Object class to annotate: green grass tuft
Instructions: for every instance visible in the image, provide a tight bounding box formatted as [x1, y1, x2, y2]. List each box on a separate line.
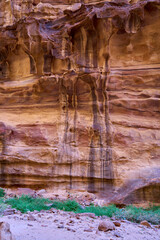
[0, 188, 5, 198]
[81, 204, 118, 217]
[5, 195, 52, 213]
[51, 200, 82, 212]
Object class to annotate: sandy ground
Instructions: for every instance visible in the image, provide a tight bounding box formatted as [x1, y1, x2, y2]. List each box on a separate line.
[1, 209, 160, 240]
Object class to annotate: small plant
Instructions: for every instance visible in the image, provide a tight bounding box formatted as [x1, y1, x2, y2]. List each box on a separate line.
[5, 195, 52, 213]
[0, 197, 8, 215]
[82, 204, 118, 217]
[51, 200, 82, 212]
[114, 205, 160, 225]
[0, 188, 5, 197]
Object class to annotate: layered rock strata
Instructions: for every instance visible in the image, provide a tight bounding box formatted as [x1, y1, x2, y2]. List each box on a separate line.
[0, 0, 160, 204]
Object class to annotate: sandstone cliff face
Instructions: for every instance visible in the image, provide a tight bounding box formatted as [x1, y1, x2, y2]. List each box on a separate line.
[0, 0, 160, 204]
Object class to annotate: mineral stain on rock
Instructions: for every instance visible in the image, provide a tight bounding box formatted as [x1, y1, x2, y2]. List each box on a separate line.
[0, 0, 160, 204]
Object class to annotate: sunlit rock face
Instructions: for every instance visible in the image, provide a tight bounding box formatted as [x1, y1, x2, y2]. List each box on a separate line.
[0, 0, 160, 204]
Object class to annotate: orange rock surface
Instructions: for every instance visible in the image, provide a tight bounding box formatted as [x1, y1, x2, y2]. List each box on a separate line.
[0, 0, 160, 204]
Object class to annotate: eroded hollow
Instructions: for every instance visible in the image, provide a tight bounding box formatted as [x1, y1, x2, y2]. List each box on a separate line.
[123, 184, 160, 204]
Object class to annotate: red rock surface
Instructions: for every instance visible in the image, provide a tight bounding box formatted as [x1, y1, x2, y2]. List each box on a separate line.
[0, 0, 160, 204]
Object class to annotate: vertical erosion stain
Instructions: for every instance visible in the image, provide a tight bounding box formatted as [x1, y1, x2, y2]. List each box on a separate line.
[0, 123, 6, 186]
[70, 79, 78, 189]
[59, 78, 76, 189]
[104, 74, 114, 188]
[87, 73, 114, 194]
[88, 83, 99, 193]
[58, 78, 70, 187]
[88, 137, 96, 192]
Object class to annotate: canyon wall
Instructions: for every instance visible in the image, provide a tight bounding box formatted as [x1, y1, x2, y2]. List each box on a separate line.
[0, 0, 160, 204]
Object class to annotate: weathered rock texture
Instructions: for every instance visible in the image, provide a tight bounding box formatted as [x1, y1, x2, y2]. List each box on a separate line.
[0, 0, 160, 204]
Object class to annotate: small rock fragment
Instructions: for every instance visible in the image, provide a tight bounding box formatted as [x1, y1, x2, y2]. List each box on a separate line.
[121, 220, 127, 223]
[66, 227, 76, 232]
[27, 224, 33, 227]
[58, 225, 64, 229]
[49, 208, 56, 213]
[113, 221, 121, 227]
[140, 221, 152, 228]
[33, 210, 38, 214]
[75, 214, 80, 219]
[3, 209, 16, 216]
[37, 189, 46, 196]
[84, 228, 93, 232]
[80, 212, 96, 219]
[155, 225, 160, 229]
[98, 220, 115, 232]
[69, 219, 74, 223]
[114, 230, 121, 238]
[28, 214, 36, 221]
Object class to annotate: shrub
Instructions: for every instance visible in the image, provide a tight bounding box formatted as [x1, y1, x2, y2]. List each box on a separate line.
[0, 188, 5, 197]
